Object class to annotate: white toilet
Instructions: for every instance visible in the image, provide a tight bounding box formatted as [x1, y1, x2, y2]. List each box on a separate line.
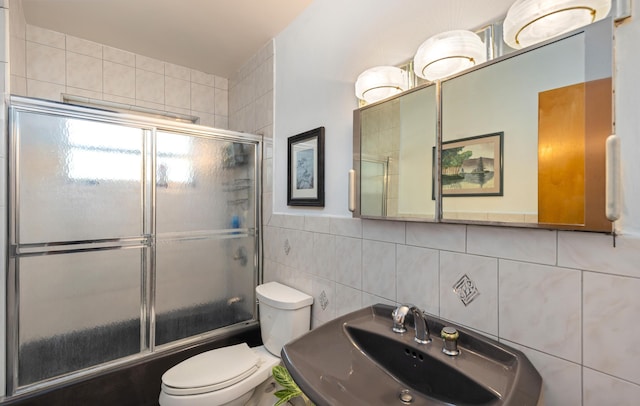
[159, 282, 313, 406]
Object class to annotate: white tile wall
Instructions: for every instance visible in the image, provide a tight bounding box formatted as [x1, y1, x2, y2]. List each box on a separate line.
[583, 272, 640, 384]
[505, 340, 582, 405]
[499, 260, 581, 362]
[362, 239, 396, 300]
[263, 216, 640, 404]
[583, 368, 640, 406]
[12, 23, 229, 128]
[396, 245, 439, 315]
[440, 251, 498, 335]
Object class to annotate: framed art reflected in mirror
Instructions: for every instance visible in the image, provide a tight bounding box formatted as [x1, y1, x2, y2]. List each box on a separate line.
[441, 132, 503, 197]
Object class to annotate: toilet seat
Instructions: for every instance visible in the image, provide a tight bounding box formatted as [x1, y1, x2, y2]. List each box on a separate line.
[162, 343, 260, 396]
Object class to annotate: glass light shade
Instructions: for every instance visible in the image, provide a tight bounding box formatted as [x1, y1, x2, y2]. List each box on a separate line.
[503, 0, 611, 49]
[413, 30, 487, 81]
[355, 66, 408, 104]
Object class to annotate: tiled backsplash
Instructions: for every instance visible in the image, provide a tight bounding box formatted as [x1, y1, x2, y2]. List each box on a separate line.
[264, 215, 640, 405]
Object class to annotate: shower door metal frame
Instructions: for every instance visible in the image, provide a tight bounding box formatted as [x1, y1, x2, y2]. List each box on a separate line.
[6, 96, 262, 397]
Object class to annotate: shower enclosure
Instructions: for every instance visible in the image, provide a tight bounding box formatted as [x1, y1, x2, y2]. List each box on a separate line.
[6, 96, 262, 395]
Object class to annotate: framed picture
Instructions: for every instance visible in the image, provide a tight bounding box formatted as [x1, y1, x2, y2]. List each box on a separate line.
[287, 127, 325, 206]
[441, 132, 503, 197]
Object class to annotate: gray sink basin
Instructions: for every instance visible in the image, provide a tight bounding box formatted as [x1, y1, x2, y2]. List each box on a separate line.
[281, 304, 542, 406]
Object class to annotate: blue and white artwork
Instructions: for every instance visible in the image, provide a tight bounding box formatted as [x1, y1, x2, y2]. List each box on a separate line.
[296, 148, 314, 190]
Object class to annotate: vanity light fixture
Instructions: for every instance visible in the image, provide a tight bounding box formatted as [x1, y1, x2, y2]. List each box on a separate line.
[354, 66, 408, 104]
[413, 30, 487, 81]
[503, 0, 612, 49]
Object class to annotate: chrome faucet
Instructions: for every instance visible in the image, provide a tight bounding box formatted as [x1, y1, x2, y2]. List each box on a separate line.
[392, 304, 431, 344]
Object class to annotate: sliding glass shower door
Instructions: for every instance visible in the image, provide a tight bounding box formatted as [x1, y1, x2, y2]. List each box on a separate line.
[154, 131, 257, 345]
[7, 97, 261, 394]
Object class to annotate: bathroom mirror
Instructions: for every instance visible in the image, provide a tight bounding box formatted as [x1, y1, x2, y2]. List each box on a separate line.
[440, 18, 612, 231]
[353, 84, 437, 221]
[353, 18, 613, 232]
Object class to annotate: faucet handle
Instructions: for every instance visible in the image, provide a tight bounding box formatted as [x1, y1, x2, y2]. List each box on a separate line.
[392, 305, 410, 333]
[441, 326, 460, 356]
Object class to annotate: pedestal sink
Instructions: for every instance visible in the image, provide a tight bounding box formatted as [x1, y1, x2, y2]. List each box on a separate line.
[281, 304, 542, 405]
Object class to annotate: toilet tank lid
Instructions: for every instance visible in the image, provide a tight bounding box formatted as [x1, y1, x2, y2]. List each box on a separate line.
[256, 282, 313, 310]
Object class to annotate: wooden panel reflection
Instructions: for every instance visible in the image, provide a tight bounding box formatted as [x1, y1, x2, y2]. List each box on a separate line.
[538, 78, 611, 231]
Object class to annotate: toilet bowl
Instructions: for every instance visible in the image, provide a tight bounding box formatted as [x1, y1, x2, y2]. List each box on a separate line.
[159, 282, 313, 406]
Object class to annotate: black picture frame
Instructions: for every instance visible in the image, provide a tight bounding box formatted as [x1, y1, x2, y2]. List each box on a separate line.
[440, 132, 504, 197]
[287, 127, 325, 206]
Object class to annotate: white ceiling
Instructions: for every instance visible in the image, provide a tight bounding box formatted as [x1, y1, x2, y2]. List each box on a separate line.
[21, 0, 314, 78]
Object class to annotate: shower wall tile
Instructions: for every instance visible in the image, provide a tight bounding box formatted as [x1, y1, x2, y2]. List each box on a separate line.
[165, 76, 190, 109]
[467, 226, 556, 265]
[396, 245, 439, 315]
[504, 340, 582, 406]
[190, 82, 214, 113]
[10, 32, 25, 77]
[215, 88, 229, 116]
[254, 91, 271, 130]
[26, 79, 64, 100]
[103, 46, 135, 66]
[103, 93, 135, 106]
[583, 368, 640, 406]
[499, 260, 581, 362]
[66, 86, 101, 100]
[136, 99, 164, 112]
[334, 236, 362, 290]
[214, 115, 228, 130]
[26, 24, 64, 48]
[406, 222, 466, 252]
[583, 272, 640, 384]
[440, 251, 498, 335]
[26, 42, 65, 84]
[136, 69, 164, 104]
[19, 25, 228, 126]
[10, 0, 26, 40]
[191, 69, 215, 87]
[165, 62, 190, 80]
[66, 52, 102, 92]
[197, 112, 215, 127]
[66, 36, 102, 58]
[215, 76, 228, 91]
[362, 240, 396, 300]
[362, 219, 405, 243]
[559, 232, 640, 278]
[255, 59, 272, 97]
[103, 61, 135, 98]
[136, 55, 164, 74]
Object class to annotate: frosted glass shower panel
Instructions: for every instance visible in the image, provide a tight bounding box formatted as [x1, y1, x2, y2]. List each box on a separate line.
[17, 249, 144, 386]
[156, 131, 256, 233]
[154, 236, 256, 345]
[16, 111, 145, 243]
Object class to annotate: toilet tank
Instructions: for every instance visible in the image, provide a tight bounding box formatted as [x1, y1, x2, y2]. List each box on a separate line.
[256, 282, 313, 356]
